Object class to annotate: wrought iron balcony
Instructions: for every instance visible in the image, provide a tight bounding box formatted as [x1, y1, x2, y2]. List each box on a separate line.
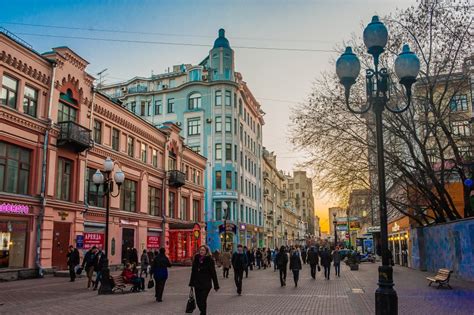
[57, 121, 92, 152]
[168, 170, 186, 187]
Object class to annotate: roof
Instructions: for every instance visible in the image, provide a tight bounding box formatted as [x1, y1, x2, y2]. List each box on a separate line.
[213, 28, 231, 49]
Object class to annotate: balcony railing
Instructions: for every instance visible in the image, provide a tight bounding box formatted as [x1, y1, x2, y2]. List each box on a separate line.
[169, 170, 186, 188]
[57, 121, 92, 152]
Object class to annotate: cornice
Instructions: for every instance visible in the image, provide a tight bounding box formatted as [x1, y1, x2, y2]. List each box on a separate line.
[0, 50, 51, 86]
[0, 107, 49, 133]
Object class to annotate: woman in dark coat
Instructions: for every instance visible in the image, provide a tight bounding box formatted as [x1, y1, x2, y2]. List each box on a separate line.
[189, 245, 220, 315]
[289, 248, 303, 287]
[151, 247, 171, 302]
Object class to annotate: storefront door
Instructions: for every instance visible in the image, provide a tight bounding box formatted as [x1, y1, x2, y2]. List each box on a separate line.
[52, 222, 71, 270]
[121, 228, 135, 264]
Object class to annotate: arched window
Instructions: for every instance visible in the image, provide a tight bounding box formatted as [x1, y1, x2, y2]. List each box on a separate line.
[188, 93, 202, 110]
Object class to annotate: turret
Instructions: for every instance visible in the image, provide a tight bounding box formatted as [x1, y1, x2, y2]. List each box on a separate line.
[209, 28, 234, 81]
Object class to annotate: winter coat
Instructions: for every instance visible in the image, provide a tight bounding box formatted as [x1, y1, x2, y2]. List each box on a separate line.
[189, 255, 219, 290]
[307, 248, 319, 265]
[320, 250, 333, 267]
[221, 251, 232, 269]
[333, 250, 341, 264]
[93, 251, 106, 272]
[141, 253, 149, 269]
[152, 253, 171, 280]
[276, 251, 288, 269]
[289, 251, 302, 270]
[256, 250, 263, 260]
[81, 250, 96, 269]
[130, 249, 139, 265]
[67, 249, 80, 267]
[231, 252, 248, 270]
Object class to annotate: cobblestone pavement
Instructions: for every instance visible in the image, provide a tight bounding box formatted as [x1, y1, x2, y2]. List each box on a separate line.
[0, 263, 473, 315]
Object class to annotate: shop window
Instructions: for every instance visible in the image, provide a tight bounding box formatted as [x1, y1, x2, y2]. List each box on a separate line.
[86, 167, 104, 207]
[56, 157, 72, 201]
[0, 220, 27, 268]
[120, 179, 137, 212]
[23, 85, 38, 117]
[0, 74, 18, 109]
[93, 119, 102, 144]
[148, 186, 162, 216]
[0, 142, 30, 195]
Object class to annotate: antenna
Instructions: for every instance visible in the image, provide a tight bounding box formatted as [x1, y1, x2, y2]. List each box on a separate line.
[96, 68, 108, 88]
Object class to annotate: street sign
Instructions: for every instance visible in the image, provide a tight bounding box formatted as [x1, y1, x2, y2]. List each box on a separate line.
[83, 232, 104, 250]
[76, 235, 84, 249]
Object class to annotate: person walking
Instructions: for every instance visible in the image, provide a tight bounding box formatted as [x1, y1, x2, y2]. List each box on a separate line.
[272, 248, 278, 272]
[81, 246, 97, 288]
[307, 246, 319, 279]
[320, 247, 333, 280]
[249, 248, 255, 271]
[231, 244, 248, 295]
[92, 248, 106, 290]
[275, 246, 288, 287]
[256, 248, 262, 269]
[333, 247, 341, 277]
[189, 245, 219, 315]
[151, 247, 171, 302]
[130, 248, 139, 266]
[289, 248, 303, 287]
[221, 250, 231, 278]
[140, 249, 150, 278]
[266, 248, 272, 268]
[66, 245, 80, 282]
[244, 246, 250, 277]
[301, 247, 307, 265]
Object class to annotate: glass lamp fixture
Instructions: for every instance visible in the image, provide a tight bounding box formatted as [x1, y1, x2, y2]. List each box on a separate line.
[363, 15, 388, 59]
[103, 157, 114, 172]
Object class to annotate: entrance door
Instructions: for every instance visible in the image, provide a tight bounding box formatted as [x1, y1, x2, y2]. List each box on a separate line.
[52, 222, 71, 270]
[121, 228, 135, 264]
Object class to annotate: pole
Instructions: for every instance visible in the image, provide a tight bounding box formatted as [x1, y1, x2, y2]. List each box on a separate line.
[373, 98, 397, 314]
[99, 172, 113, 295]
[333, 219, 338, 246]
[347, 209, 351, 249]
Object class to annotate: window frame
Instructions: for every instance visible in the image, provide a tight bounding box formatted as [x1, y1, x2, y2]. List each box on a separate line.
[23, 85, 38, 117]
[215, 143, 222, 160]
[112, 128, 120, 151]
[215, 90, 222, 106]
[1, 74, 18, 109]
[93, 119, 102, 144]
[56, 157, 73, 201]
[148, 186, 162, 216]
[0, 142, 31, 195]
[167, 98, 175, 113]
[121, 179, 137, 212]
[187, 118, 201, 136]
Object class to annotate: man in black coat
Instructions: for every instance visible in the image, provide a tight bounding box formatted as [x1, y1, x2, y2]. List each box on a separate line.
[307, 246, 319, 279]
[320, 247, 333, 280]
[66, 245, 80, 282]
[231, 244, 248, 295]
[92, 249, 106, 290]
[275, 246, 288, 286]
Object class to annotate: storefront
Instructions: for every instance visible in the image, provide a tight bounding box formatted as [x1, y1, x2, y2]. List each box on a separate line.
[168, 223, 201, 264]
[388, 217, 411, 267]
[219, 222, 236, 252]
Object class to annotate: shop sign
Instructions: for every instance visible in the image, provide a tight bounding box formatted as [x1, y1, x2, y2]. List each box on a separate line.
[219, 223, 237, 234]
[147, 236, 160, 249]
[336, 225, 348, 231]
[76, 235, 84, 249]
[83, 232, 104, 250]
[368, 226, 381, 233]
[120, 219, 138, 226]
[392, 222, 400, 232]
[239, 224, 246, 230]
[0, 203, 29, 215]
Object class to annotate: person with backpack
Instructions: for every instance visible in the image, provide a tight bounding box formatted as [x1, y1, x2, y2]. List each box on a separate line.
[66, 245, 80, 282]
[289, 247, 303, 287]
[151, 247, 171, 302]
[307, 245, 319, 279]
[275, 246, 288, 286]
[231, 244, 248, 295]
[81, 246, 97, 288]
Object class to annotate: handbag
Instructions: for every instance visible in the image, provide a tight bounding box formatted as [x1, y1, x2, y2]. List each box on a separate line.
[185, 288, 196, 313]
[147, 279, 154, 289]
[317, 265, 321, 272]
[75, 265, 83, 275]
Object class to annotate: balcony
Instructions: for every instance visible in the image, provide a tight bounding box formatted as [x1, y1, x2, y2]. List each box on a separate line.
[168, 170, 186, 188]
[57, 121, 92, 152]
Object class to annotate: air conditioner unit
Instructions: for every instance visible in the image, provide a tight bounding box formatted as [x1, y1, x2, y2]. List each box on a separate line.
[206, 118, 213, 123]
[162, 84, 168, 89]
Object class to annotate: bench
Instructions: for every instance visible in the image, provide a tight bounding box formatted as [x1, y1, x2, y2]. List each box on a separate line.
[111, 275, 136, 293]
[426, 268, 452, 289]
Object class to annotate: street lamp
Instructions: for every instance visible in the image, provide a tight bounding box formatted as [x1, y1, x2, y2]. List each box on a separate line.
[92, 157, 125, 295]
[346, 208, 352, 250]
[332, 212, 338, 246]
[222, 201, 228, 253]
[336, 15, 420, 315]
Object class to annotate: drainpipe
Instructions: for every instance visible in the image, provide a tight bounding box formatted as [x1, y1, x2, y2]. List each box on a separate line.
[83, 88, 96, 214]
[36, 62, 57, 277]
[161, 134, 170, 248]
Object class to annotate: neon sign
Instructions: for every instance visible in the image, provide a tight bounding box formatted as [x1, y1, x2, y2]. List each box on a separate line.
[0, 203, 29, 215]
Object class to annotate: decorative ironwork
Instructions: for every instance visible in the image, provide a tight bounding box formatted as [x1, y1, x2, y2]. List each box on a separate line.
[57, 121, 92, 152]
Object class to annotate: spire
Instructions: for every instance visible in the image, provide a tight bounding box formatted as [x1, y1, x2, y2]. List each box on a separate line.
[213, 28, 230, 49]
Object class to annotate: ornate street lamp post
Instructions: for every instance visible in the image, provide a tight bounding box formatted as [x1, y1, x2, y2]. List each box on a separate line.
[336, 16, 420, 315]
[332, 212, 338, 246]
[92, 157, 125, 294]
[222, 201, 228, 252]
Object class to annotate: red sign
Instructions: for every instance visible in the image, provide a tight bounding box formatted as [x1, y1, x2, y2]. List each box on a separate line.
[83, 233, 104, 250]
[147, 236, 161, 249]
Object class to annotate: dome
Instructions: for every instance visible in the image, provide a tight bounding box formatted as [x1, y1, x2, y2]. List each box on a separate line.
[213, 28, 230, 49]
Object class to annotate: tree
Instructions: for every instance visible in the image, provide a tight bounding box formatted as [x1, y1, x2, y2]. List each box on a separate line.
[290, 1, 472, 225]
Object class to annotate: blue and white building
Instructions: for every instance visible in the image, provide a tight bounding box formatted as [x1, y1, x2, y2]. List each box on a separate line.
[100, 29, 265, 252]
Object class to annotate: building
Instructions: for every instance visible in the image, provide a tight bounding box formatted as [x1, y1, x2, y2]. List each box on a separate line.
[328, 207, 346, 243]
[0, 29, 206, 274]
[100, 29, 265, 252]
[314, 215, 321, 237]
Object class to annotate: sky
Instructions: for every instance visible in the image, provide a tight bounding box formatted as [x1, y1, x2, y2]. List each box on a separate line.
[2, 0, 415, 231]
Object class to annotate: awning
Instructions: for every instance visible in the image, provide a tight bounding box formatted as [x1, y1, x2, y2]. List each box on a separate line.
[169, 222, 196, 230]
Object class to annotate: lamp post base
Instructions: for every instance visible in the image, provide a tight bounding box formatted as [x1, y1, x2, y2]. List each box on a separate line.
[98, 259, 113, 295]
[375, 265, 398, 315]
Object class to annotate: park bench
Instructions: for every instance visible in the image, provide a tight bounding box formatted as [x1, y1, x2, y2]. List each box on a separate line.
[426, 268, 452, 289]
[111, 275, 136, 293]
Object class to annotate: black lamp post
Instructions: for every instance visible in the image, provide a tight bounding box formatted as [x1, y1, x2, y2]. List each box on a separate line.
[333, 212, 338, 246]
[347, 209, 352, 250]
[336, 16, 420, 315]
[92, 157, 125, 295]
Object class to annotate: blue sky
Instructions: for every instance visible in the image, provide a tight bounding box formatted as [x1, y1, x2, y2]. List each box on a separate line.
[2, 0, 415, 222]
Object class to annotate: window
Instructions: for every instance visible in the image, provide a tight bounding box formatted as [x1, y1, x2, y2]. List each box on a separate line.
[130, 102, 136, 113]
[180, 197, 188, 220]
[189, 69, 202, 82]
[154, 100, 162, 115]
[57, 102, 77, 122]
[225, 90, 231, 106]
[216, 170, 222, 189]
[148, 186, 162, 216]
[141, 143, 147, 163]
[86, 168, 104, 207]
[121, 179, 137, 212]
[127, 136, 134, 157]
[187, 118, 201, 136]
[23, 86, 37, 117]
[167, 98, 175, 113]
[0, 142, 30, 194]
[168, 191, 176, 218]
[188, 93, 202, 110]
[239, 99, 242, 115]
[112, 128, 120, 151]
[193, 199, 200, 221]
[452, 120, 470, 136]
[234, 144, 237, 161]
[225, 143, 232, 161]
[449, 94, 468, 112]
[215, 143, 222, 160]
[234, 118, 237, 135]
[215, 201, 222, 220]
[226, 171, 232, 189]
[215, 90, 222, 106]
[56, 158, 72, 201]
[168, 151, 177, 170]
[152, 149, 158, 167]
[225, 116, 232, 133]
[93, 120, 102, 144]
[1, 75, 18, 108]
[215, 116, 222, 132]
[296, 183, 299, 189]
[459, 146, 472, 159]
[190, 146, 201, 154]
[140, 101, 146, 116]
[196, 170, 201, 185]
[240, 123, 243, 140]
[234, 93, 237, 108]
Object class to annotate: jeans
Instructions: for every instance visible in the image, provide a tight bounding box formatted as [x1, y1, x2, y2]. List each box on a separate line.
[195, 288, 211, 315]
[292, 269, 299, 286]
[223, 268, 229, 278]
[334, 263, 340, 277]
[234, 269, 244, 294]
[279, 268, 287, 286]
[310, 263, 317, 279]
[324, 266, 331, 279]
[93, 271, 102, 289]
[154, 278, 166, 301]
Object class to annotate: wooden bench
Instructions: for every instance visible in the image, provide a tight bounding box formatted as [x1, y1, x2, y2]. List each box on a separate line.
[426, 268, 452, 289]
[111, 275, 136, 293]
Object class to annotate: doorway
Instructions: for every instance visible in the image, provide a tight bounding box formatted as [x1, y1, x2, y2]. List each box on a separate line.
[52, 222, 71, 270]
[121, 228, 135, 264]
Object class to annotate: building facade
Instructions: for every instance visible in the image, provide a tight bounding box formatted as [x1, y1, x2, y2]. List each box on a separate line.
[100, 29, 265, 252]
[0, 30, 206, 273]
